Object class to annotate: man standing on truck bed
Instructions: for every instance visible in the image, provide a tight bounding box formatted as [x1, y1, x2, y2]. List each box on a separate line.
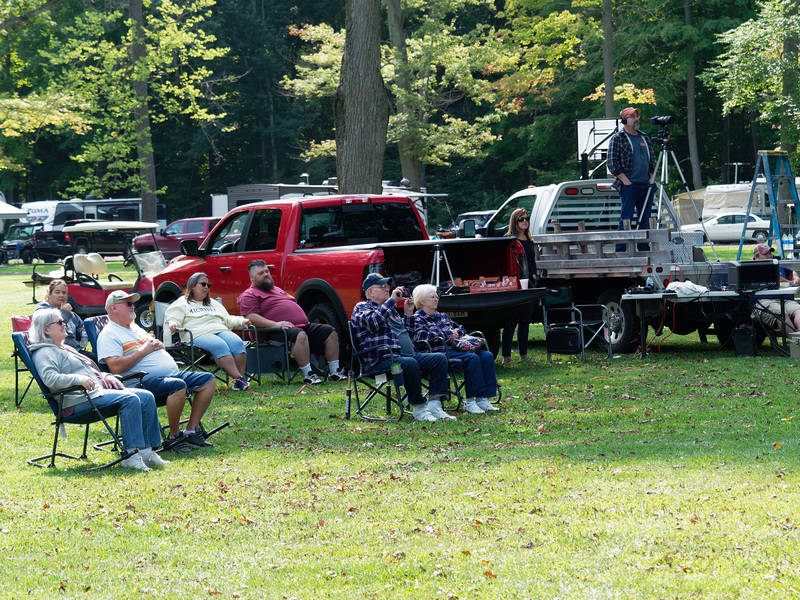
[238, 259, 347, 385]
[608, 106, 655, 252]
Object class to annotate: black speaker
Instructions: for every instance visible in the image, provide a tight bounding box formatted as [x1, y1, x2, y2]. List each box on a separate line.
[732, 325, 757, 357]
[727, 260, 780, 292]
[546, 329, 581, 354]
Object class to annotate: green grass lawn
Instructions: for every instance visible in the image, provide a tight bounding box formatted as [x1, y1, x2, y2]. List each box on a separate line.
[1, 264, 799, 599]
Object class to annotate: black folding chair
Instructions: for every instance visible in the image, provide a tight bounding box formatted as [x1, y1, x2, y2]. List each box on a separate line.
[13, 332, 139, 470]
[345, 322, 407, 421]
[12, 315, 34, 406]
[542, 286, 612, 362]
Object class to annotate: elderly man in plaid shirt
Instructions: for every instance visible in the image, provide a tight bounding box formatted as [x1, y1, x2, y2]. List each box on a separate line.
[607, 106, 656, 252]
[351, 273, 450, 422]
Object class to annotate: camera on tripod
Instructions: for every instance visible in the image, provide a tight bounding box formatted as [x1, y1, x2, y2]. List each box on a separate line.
[650, 115, 674, 126]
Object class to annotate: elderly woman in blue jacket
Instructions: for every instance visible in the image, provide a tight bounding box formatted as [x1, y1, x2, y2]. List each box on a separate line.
[29, 308, 165, 471]
[412, 284, 499, 416]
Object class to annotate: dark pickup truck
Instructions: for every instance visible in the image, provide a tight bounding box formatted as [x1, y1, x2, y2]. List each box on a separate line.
[33, 219, 137, 261]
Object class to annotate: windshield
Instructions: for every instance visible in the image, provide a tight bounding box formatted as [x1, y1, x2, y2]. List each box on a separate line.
[133, 251, 167, 276]
[7, 225, 36, 241]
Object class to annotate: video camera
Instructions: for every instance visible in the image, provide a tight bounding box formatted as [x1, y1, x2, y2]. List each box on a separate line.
[650, 115, 674, 126]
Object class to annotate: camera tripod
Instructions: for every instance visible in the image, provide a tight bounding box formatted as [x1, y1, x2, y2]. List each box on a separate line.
[648, 125, 719, 261]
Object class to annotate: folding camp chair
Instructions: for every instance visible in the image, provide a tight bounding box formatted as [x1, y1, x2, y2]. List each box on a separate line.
[13, 332, 139, 470]
[84, 314, 230, 442]
[542, 286, 612, 362]
[345, 322, 407, 420]
[240, 324, 294, 386]
[12, 315, 33, 406]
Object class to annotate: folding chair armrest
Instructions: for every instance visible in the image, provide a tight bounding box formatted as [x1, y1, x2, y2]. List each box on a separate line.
[118, 371, 147, 384]
[414, 336, 445, 353]
[43, 383, 88, 401]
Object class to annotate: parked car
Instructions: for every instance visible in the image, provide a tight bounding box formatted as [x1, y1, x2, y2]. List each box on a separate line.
[1, 222, 43, 264]
[435, 210, 496, 238]
[33, 219, 139, 261]
[132, 217, 220, 260]
[680, 212, 771, 243]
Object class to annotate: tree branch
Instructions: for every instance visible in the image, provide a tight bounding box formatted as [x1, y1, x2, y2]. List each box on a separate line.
[0, 0, 66, 33]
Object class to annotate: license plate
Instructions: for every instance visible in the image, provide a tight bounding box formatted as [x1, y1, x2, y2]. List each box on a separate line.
[445, 311, 467, 318]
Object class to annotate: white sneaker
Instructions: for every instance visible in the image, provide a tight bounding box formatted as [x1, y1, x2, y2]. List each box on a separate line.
[412, 404, 437, 422]
[140, 450, 169, 468]
[476, 398, 499, 412]
[120, 452, 151, 471]
[427, 399, 457, 421]
[464, 399, 485, 414]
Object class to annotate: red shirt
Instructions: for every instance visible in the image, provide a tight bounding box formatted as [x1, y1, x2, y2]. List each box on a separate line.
[237, 285, 308, 326]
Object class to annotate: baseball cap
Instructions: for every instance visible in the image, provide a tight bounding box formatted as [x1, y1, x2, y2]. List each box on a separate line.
[620, 107, 641, 119]
[753, 243, 775, 258]
[362, 273, 392, 292]
[105, 290, 141, 311]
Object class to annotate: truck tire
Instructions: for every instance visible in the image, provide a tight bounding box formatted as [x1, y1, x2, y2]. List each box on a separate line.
[21, 248, 34, 264]
[597, 289, 636, 353]
[74, 243, 89, 255]
[307, 302, 347, 364]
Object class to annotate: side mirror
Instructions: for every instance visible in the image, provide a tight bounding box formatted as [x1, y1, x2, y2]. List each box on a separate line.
[180, 239, 199, 257]
[459, 219, 476, 238]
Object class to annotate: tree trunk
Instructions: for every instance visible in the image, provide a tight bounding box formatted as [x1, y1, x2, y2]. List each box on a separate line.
[602, 0, 614, 118]
[335, 0, 389, 194]
[130, 0, 157, 223]
[684, 0, 702, 190]
[386, 0, 421, 189]
[782, 0, 799, 155]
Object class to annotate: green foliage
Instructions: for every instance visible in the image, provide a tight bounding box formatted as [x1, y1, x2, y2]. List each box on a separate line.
[703, 0, 800, 148]
[34, 0, 228, 198]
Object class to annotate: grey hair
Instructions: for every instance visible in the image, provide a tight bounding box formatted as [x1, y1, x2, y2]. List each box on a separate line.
[412, 283, 437, 307]
[29, 308, 62, 345]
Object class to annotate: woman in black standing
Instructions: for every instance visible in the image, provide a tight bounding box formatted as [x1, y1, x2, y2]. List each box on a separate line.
[501, 208, 537, 365]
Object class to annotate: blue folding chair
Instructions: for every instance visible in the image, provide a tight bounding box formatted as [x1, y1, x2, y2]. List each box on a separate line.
[13, 332, 138, 470]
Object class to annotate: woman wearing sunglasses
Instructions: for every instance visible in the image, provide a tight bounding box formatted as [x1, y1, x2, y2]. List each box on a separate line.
[29, 308, 165, 471]
[501, 208, 538, 365]
[164, 272, 251, 391]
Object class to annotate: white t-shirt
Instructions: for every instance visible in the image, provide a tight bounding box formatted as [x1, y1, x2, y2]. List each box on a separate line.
[97, 320, 180, 378]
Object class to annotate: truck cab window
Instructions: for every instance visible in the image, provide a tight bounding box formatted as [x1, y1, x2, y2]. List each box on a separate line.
[208, 212, 248, 254]
[489, 197, 536, 237]
[244, 209, 282, 252]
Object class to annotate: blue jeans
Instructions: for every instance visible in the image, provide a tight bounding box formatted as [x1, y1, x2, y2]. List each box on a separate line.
[193, 330, 246, 359]
[616, 182, 653, 252]
[72, 388, 161, 450]
[371, 352, 449, 405]
[449, 349, 498, 399]
[140, 371, 215, 404]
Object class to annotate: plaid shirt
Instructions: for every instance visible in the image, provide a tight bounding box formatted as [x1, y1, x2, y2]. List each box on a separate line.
[607, 129, 655, 191]
[351, 298, 415, 367]
[412, 309, 466, 353]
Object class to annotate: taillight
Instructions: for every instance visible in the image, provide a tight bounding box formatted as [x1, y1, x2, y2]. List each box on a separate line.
[65, 233, 71, 242]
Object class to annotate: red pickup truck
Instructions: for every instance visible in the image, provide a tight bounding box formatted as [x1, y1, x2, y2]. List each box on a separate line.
[151, 194, 540, 353]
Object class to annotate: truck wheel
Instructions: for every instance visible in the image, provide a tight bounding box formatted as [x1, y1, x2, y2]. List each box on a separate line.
[713, 319, 734, 347]
[597, 289, 636, 353]
[21, 248, 34, 264]
[74, 243, 89, 255]
[135, 302, 155, 332]
[307, 302, 347, 365]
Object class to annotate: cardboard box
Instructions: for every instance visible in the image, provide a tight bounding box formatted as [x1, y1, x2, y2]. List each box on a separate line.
[464, 276, 518, 293]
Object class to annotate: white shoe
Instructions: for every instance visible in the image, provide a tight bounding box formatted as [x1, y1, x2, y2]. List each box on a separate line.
[464, 399, 485, 414]
[476, 397, 499, 412]
[140, 449, 169, 468]
[120, 452, 151, 471]
[427, 399, 457, 421]
[412, 405, 437, 422]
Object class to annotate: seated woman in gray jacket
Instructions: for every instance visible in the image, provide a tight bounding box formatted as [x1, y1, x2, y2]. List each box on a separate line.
[29, 308, 166, 472]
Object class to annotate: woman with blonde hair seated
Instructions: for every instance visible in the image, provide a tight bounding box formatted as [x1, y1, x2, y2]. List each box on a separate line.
[164, 272, 251, 391]
[412, 284, 500, 416]
[29, 308, 165, 471]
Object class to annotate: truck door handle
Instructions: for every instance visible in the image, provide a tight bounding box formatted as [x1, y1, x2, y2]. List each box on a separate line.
[267, 264, 276, 270]
[220, 266, 232, 272]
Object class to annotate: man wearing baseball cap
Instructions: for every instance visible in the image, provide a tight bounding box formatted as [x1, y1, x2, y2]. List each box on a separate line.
[97, 289, 218, 453]
[607, 106, 656, 252]
[351, 274, 450, 422]
[752, 243, 800, 333]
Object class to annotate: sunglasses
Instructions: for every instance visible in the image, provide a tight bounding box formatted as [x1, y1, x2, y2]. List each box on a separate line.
[115, 301, 136, 307]
[517, 216, 529, 222]
[198, 282, 211, 288]
[49, 319, 66, 326]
